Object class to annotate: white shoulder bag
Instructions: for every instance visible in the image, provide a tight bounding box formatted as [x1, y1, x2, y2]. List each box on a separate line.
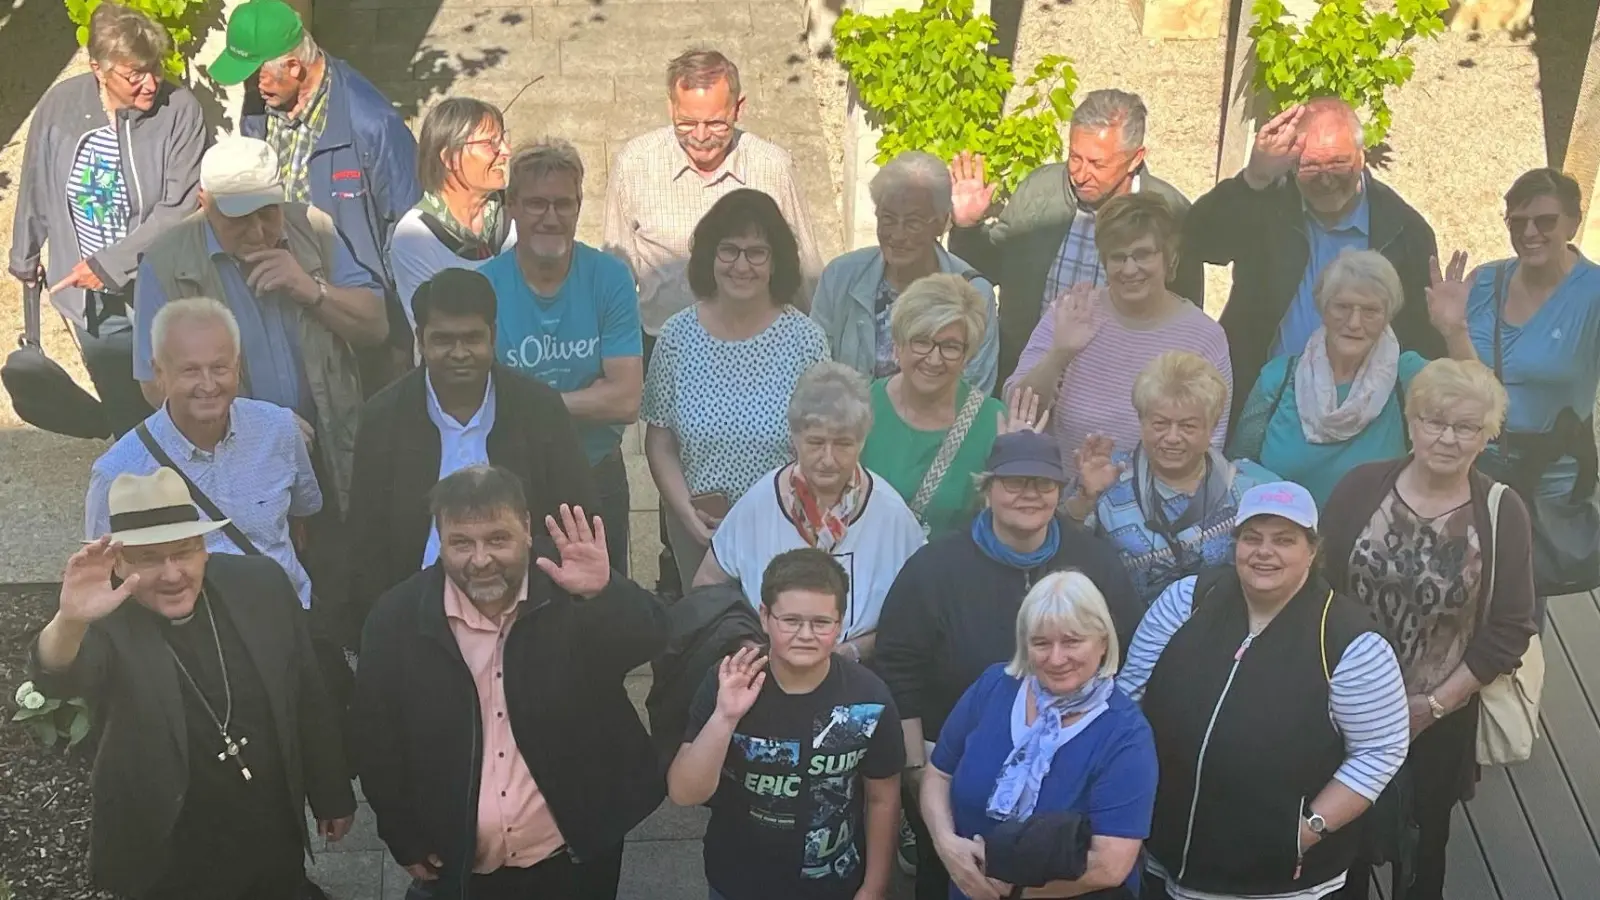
[1476, 481, 1547, 766]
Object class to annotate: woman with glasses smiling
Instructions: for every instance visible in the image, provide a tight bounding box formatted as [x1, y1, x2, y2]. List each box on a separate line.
[643, 189, 830, 589]
[810, 151, 1001, 393]
[1320, 359, 1536, 900]
[1229, 249, 1428, 506]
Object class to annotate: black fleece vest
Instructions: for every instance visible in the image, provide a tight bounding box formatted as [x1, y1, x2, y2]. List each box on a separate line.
[1143, 568, 1372, 895]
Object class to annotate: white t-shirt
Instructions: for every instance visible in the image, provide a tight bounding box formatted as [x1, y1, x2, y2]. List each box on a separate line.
[389, 207, 519, 330]
[710, 466, 926, 639]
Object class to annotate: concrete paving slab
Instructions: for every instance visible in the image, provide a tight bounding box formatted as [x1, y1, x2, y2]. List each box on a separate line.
[629, 801, 710, 842]
[309, 848, 385, 899]
[619, 839, 706, 900]
[308, 801, 389, 854]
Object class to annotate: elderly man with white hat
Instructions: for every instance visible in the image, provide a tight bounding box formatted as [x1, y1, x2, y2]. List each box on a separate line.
[130, 134, 386, 517]
[31, 467, 356, 900]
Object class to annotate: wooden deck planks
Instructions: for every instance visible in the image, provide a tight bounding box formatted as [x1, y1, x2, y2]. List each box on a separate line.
[1445, 802, 1502, 900]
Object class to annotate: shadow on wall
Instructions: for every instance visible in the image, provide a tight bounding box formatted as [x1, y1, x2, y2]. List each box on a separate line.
[1531, 0, 1599, 168]
[0, 0, 82, 169]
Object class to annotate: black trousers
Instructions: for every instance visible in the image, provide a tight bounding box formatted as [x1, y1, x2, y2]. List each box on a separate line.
[640, 331, 677, 592]
[141, 838, 304, 900]
[1341, 700, 1479, 900]
[406, 844, 624, 900]
[76, 296, 153, 438]
[903, 777, 952, 900]
[593, 450, 632, 577]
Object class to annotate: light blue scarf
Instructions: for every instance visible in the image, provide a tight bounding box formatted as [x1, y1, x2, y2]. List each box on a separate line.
[986, 674, 1114, 822]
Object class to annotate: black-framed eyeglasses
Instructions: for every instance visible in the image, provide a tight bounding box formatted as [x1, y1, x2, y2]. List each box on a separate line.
[907, 337, 967, 361]
[715, 243, 771, 266]
[1506, 213, 1562, 235]
[770, 615, 841, 636]
[520, 197, 580, 218]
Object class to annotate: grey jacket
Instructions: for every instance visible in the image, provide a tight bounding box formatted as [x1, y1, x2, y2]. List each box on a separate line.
[810, 244, 1000, 394]
[9, 73, 206, 328]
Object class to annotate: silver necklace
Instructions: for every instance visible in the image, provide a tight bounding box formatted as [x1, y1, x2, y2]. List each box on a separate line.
[166, 591, 252, 781]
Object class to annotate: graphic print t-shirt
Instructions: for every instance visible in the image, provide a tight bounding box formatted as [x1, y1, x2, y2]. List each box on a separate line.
[684, 658, 905, 900]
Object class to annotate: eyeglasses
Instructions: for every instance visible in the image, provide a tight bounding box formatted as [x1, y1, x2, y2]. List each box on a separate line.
[1506, 213, 1562, 235]
[106, 66, 159, 89]
[770, 615, 841, 636]
[907, 337, 967, 361]
[1414, 416, 1485, 440]
[876, 213, 938, 235]
[520, 197, 580, 218]
[1104, 247, 1161, 268]
[464, 134, 509, 154]
[995, 475, 1060, 495]
[674, 119, 734, 136]
[715, 243, 771, 266]
[1326, 300, 1387, 323]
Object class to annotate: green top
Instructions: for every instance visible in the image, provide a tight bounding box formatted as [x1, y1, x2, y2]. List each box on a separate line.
[862, 379, 1005, 538]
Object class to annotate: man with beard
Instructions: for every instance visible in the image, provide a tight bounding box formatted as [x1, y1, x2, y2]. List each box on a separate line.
[948, 89, 1202, 387]
[351, 467, 668, 900]
[1185, 97, 1444, 419]
[344, 267, 598, 636]
[479, 140, 642, 574]
[208, 0, 421, 374]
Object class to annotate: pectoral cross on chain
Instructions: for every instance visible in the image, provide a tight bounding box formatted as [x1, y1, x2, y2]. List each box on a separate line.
[217, 734, 252, 781]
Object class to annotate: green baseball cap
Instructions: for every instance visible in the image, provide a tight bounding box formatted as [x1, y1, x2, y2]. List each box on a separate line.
[208, 0, 305, 86]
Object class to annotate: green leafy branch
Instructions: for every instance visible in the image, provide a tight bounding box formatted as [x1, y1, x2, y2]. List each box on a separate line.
[64, 0, 207, 81]
[833, 0, 1077, 198]
[1250, 0, 1448, 146]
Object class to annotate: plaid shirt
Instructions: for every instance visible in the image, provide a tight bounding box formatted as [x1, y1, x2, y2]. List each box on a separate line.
[1040, 173, 1145, 312]
[601, 126, 823, 334]
[265, 72, 331, 205]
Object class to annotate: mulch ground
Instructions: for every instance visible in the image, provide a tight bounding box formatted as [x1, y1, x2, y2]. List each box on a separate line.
[0, 586, 109, 900]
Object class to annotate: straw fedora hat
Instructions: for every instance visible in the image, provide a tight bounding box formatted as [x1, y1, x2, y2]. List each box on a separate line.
[102, 468, 229, 546]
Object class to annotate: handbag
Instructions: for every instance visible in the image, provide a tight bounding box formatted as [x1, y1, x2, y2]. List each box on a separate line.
[1, 282, 111, 439]
[907, 384, 986, 532]
[1476, 481, 1546, 765]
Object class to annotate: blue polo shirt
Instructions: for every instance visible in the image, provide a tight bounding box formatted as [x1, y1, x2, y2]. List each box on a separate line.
[481, 242, 642, 464]
[1271, 181, 1372, 357]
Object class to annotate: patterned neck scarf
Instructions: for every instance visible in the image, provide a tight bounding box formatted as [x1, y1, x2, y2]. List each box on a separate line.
[987, 674, 1115, 822]
[414, 191, 508, 261]
[787, 464, 865, 553]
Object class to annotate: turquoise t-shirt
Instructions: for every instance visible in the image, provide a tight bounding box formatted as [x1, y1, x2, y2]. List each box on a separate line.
[482, 242, 642, 464]
[1256, 350, 1427, 506]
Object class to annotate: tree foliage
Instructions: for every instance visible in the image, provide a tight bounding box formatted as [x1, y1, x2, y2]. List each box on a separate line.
[65, 0, 204, 81]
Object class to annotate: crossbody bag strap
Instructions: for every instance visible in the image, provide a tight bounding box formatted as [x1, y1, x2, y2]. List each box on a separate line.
[134, 423, 264, 557]
[1491, 263, 1510, 381]
[1482, 482, 1506, 625]
[1267, 353, 1298, 425]
[909, 386, 986, 520]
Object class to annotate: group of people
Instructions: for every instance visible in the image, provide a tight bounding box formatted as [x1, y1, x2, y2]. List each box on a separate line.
[13, 2, 1596, 900]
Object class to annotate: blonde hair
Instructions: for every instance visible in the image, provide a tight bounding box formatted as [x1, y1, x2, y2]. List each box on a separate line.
[88, 2, 172, 71]
[889, 273, 988, 360]
[1131, 350, 1228, 430]
[1313, 249, 1404, 321]
[151, 297, 241, 365]
[1406, 358, 1509, 440]
[1006, 571, 1120, 679]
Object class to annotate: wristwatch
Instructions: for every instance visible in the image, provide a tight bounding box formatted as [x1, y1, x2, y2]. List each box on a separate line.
[309, 276, 329, 308]
[1305, 811, 1330, 836]
[1426, 694, 1447, 719]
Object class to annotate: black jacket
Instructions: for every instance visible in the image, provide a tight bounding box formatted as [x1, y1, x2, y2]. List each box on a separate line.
[1185, 172, 1445, 421]
[345, 365, 600, 640]
[351, 559, 668, 895]
[949, 164, 1204, 389]
[874, 518, 1142, 739]
[28, 555, 355, 897]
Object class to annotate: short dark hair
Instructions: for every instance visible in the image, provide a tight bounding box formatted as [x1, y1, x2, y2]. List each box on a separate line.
[1504, 167, 1582, 219]
[687, 189, 803, 304]
[759, 549, 849, 616]
[413, 268, 497, 332]
[429, 464, 527, 524]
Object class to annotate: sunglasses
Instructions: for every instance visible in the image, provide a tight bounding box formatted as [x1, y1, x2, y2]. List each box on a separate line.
[1505, 213, 1562, 235]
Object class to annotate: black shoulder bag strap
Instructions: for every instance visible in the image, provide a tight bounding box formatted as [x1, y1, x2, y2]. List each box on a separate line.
[1491, 262, 1510, 382]
[21, 280, 42, 348]
[134, 423, 265, 557]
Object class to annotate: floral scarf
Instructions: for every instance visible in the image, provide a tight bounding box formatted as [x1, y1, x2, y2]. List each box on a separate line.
[414, 190, 508, 261]
[787, 464, 865, 553]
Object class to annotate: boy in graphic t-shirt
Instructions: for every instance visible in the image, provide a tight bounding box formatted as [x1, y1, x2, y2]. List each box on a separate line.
[670, 549, 905, 900]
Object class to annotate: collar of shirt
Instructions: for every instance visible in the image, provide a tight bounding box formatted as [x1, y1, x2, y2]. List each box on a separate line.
[1301, 172, 1371, 236]
[147, 401, 237, 461]
[443, 567, 529, 632]
[424, 369, 497, 437]
[669, 129, 747, 185]
[269, 68, 330, 129]
[1069, 167, 1144, 212]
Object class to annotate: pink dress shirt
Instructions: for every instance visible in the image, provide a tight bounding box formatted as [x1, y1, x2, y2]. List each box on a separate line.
[443, 576, 566, 873]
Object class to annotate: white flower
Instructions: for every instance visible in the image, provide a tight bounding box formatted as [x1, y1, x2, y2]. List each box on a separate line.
[21, 691, 47, 711]
[14, 681, 34, 706]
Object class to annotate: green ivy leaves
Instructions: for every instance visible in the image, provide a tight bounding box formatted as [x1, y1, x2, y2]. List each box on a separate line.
[65, 0, 202, 81]
[1250, 0, 1447, 147]
[834, 0, 1078, 198]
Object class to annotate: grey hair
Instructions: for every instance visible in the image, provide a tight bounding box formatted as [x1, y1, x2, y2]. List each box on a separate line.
[429, 464, 528, 524]
[151, 297, 241, 366]
[787, 361, 873, 440]
[416, 97, 505, 194]
[1070, 88, 1148, 151]
[869, 151, 953, 218]
[1313, 249, 1405, 321]
[1006, 571, 1120, 679]
[1301, 96, 1362, 140]
[264, 30, 320, 72]
[666, 48, 741, 100]
[507, 138, 585, 201]
[88, 2, 172, 71]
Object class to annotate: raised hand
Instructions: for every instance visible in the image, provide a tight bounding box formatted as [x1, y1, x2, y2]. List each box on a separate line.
[1244, 105, 1306, 190]
[949, 151, 998, 229]
[1425, 251, 1472, 337]
[1050, 283, 1102, 360]
[1074, 434, 1121, 499]
[58, 537, 138, 625]
[535, 504, 612, 599]
[999, 386, 1052, 435]
[714, 646, 768, 724]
